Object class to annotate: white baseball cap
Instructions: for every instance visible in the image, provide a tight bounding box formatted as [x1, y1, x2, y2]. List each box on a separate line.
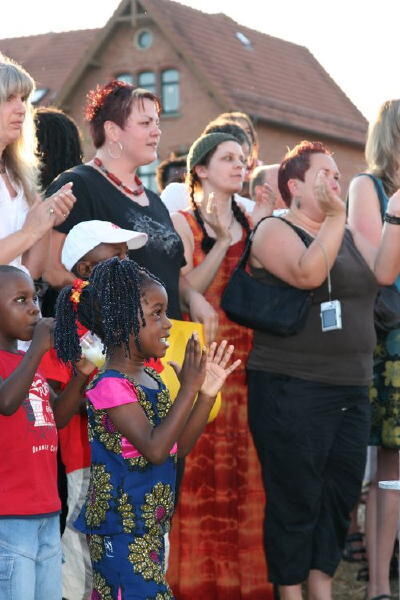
[61, 220, 148, 271]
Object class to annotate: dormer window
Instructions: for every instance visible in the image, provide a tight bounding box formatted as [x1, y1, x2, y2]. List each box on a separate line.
[235, 31, 253, 49]
[31, 88, 48, 104]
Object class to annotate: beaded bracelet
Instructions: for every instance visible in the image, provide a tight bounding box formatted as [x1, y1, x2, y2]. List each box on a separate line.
[384, 213, 400, 225]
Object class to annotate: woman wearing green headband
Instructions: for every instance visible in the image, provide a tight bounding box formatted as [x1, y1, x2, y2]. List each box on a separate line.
[169, 132, 272, 599]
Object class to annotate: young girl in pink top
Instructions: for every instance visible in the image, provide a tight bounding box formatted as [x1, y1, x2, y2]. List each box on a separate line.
[54, 257, 239, 600]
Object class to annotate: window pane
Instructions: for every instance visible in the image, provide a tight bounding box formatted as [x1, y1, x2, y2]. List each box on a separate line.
[116, 73, 134, 84]
[162, 69, 179, 84]
[137, 30, 153, 49]
[161, 70, 180, 113]
[138, 160, 158, 192]
[138, 71, 156, 94]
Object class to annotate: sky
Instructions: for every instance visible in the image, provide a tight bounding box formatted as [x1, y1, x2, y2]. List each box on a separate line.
[1, 0, 399, 121]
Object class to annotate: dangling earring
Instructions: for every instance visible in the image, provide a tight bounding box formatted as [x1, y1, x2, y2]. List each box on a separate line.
[107, 141, 123, 160]
[294, 196, 301, 209]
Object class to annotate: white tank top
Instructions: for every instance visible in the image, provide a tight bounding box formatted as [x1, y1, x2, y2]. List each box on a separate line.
[0, 170, 29, 270]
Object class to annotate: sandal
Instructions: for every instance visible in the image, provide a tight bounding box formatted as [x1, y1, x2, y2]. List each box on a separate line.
[342, 532, 367, 562]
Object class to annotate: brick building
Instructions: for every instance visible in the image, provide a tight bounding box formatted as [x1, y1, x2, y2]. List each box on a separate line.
[0, 0, 368, 191]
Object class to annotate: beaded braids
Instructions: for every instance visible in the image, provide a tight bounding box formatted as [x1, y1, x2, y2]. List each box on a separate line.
[187, 145, 251, 254]
[54, 257, 164, 366]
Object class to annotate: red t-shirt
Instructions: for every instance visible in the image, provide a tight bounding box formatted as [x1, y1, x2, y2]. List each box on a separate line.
[40, 347, 91, 475]
[0, 351, 60, 516]
[40, 321, 92, 475]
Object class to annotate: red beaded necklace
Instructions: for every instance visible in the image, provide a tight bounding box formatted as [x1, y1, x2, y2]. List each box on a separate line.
[93, 157, 144, 197]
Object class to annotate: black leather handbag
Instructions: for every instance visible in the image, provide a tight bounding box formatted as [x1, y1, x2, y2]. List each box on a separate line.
[221, 217, 314, 335]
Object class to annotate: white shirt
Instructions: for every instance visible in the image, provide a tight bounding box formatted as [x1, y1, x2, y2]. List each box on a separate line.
[160, 182, 255, 214]
[0, 171, 29, 270]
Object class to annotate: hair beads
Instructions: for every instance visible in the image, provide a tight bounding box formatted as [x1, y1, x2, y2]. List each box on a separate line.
[54, 258, 164, 366]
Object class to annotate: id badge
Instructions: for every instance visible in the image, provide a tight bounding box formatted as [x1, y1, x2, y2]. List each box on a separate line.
[320, 299, 342, 332]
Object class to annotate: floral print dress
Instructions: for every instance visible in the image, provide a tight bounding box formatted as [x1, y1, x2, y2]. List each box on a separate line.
[74, 368, 176, 600]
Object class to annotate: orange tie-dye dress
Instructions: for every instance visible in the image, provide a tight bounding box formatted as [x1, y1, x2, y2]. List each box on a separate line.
[168, 212, 273, 599]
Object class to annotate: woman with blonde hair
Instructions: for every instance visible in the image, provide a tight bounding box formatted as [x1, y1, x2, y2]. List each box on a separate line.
[348, 99, 400, 600]
[0, 54, 74, 276]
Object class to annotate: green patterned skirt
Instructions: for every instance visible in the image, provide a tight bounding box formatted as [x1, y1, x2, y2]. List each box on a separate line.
[370, 329, 400, 448]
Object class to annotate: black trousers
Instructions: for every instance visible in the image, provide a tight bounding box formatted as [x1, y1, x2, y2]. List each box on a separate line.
[247, 370, 370, 585]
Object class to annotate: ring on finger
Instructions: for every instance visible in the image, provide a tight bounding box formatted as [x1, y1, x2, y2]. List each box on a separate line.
[49, 206, 55, 215]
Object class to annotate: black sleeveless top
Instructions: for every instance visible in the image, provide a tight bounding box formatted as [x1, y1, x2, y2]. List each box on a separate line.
[47, 165, 185, 319]
[248, 228, 378, 386]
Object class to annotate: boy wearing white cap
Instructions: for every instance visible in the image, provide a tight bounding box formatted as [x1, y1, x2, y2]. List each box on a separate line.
[61, 219, 148, 276]
[56, 220, 147, 600]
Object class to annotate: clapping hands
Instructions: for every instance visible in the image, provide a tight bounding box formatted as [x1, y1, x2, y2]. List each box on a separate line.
[200, 340, 241, 398]
[314, 170, 345, 218]
[169, 337, 240, 399]
[202, 192, 232, 242]
[22, 183, 76, 239]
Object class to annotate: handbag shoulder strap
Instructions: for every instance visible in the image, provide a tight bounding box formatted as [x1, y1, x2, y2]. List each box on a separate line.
[275, 217, 314, 247]
[236, 215, 312, 271]
[353, 173, 389, 218]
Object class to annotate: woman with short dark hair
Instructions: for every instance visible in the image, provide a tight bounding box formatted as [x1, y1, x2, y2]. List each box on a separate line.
[44, 80, 216, 337]
[248, 140, 400, 600]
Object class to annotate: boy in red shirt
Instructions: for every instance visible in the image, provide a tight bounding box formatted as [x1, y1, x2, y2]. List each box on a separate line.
[0, 265, 94, 600]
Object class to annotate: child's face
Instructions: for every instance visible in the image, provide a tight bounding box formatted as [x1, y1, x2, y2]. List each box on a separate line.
[0, 272, 40, 342]
[134, 283, 171, 359]
[75, 242, 129, 278]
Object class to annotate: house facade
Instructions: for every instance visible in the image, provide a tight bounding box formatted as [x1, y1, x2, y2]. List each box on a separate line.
[0, 0, 368, 190]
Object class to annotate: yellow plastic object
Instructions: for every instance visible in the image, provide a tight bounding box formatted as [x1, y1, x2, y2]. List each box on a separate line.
[160, 319, 222, 423]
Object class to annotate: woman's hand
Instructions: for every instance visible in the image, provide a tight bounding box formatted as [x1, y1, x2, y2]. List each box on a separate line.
[178, 333, 207, 395]
[314, 170, 345, 218]
[47, 182, 76, 226]
[200, 340, 241, 398]
[386, 188, 400, 217]
[188, 291, 218, 344]
[202, 192, 232, 243]
[250, 181, 276, 227]
[22, 183, 76, 237]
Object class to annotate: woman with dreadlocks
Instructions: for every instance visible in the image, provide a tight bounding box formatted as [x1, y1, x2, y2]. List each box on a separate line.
[169, 133, 273, 599]
[54, 257, 240, 600]
[35, 107, 83, 191]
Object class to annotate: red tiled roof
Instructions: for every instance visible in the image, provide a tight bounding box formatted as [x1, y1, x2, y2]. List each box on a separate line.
[0, 0, 367, 144]
[141, 0, 367, 144]
[0, 29, 98, 105]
